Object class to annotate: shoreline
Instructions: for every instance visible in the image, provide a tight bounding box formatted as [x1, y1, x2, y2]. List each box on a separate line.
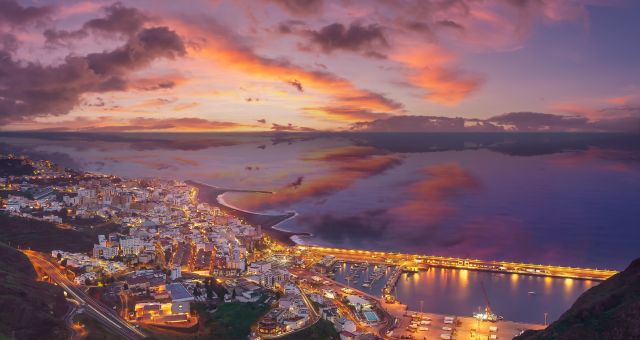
[185, 180, 310, 246]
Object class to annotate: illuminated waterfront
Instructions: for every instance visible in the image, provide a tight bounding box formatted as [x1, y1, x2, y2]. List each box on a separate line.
[332, 263, 595, 324]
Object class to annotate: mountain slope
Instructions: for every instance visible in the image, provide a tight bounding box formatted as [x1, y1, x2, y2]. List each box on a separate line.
[517, 258, 640, 340]
[0, 242, 69, 340]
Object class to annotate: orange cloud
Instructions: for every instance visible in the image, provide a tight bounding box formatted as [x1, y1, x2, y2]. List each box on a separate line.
[165, 17, 402, 122]
[391, 45, 483, 105]
[8, 116, 256, 132]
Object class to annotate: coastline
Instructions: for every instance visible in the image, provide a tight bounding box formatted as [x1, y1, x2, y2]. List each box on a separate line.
[185, 180, 310, 246]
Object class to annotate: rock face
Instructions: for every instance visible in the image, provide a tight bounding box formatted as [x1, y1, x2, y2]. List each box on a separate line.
[0, 242, 69, 340]
[517, 258, 640, 340]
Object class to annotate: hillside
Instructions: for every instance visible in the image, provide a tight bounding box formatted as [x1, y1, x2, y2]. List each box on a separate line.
[0, 242, 69, 340]
[517, 258, 640, 340]
[0, 214, 114, 253]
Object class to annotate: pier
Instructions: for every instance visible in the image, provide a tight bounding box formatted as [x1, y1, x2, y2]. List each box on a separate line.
[297, 246, 618, 281]
[383, 266, 403, 295]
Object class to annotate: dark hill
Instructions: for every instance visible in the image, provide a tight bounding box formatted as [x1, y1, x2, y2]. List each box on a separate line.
[0, 242, 69, 340]
[516, 258, 640, 340]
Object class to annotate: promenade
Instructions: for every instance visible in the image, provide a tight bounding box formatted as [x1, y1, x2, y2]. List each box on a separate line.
[299, 246, 618, 281]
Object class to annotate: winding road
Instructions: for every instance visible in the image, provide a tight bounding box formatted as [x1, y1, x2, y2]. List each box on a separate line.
[23, 250, 146, 340]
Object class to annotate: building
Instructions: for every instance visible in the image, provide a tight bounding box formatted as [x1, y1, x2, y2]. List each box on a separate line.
[93, 244, 119, 259]
[120, 236, 144, 255]
[170, 265, 181, 281]
[166, 283, 194, 314]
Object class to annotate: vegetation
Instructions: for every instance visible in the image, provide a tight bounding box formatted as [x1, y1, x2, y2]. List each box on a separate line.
[280, 319, 340, 340]
[72, 314, 120, 340]
[0, 214, 115, 252]
[0, 242, 68, 340]
[195, 297, 270, 340]
[0, 158, 35, 177]
[517, 257, 640, 340]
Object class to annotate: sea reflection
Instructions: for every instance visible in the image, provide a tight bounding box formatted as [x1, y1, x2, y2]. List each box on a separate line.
[2, 132, 640, 269]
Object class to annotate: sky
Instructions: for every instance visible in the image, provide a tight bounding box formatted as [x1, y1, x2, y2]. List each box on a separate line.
[1, 0, 639, 132]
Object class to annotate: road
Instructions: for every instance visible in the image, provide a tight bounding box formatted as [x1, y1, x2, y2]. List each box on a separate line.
[292, 269, 394, 338]
[299, 246, 618, 281]
[23, 250, 146, 340]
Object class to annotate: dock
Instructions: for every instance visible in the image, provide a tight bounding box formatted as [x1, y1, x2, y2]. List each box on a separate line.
[298, 246, 618, 281]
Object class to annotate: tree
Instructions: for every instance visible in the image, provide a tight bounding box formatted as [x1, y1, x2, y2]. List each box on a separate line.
[231, 288, 236, 300]
[56, 253, 62, 261]
[60, 258, 67, 267]
[206, 286, 214, 300]
[193, 286, 201, 298]
[85, 278, 91, 285]
[123, 283, 129, 290]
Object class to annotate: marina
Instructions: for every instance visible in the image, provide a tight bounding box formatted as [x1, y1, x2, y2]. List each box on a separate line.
[329, 260, 595, 324]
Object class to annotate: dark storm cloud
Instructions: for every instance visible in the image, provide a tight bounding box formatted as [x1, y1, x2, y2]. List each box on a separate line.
[44, 2, 149, 45]
[0, 0, 53, 27]
[0, 27, 186, 124]
[301, 23, 389, 57]
[267, 0, 323, 16]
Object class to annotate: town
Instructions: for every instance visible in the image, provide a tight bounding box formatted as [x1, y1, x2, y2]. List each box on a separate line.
[0, 154, 617, 340]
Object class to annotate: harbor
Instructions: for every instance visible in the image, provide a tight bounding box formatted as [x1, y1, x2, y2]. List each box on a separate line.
[326, 259, 595, 324]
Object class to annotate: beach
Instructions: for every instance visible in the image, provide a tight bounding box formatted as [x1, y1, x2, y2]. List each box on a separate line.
[185, 180, 309, 246]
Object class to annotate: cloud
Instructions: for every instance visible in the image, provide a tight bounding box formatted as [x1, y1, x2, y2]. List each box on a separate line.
[0, 26, 186, 124]
[299, 23, 389, 57]
[14, 116, 250, 132]
[391, 45, 484, 105]
[351, 112, 640, 132]
[489, 112, 588, 131]
[287, 176, 304, 188]
[351, 115, 503, 132]
[287, 79, 304, 92]
[86, 27, 185, 75]
[0, 0, 53, 27]
[44, 2, 149, 45]
[267, 0, 323, 16]
[270, 123, 316, 132]
[169, 15, 402, 123]
[303, 106, 391, 122]
[82, 2, 149, 36]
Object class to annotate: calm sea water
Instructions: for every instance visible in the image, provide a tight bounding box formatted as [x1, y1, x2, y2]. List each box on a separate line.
[331, 262, 594, 324]
[2, 132, 638, 321]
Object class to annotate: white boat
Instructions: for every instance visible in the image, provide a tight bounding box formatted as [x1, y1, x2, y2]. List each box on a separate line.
[418, 326, 429, 331]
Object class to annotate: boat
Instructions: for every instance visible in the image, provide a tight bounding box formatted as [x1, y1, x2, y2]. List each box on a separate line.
[362, 283, 370, 288]
[528, 291, 537, 295]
